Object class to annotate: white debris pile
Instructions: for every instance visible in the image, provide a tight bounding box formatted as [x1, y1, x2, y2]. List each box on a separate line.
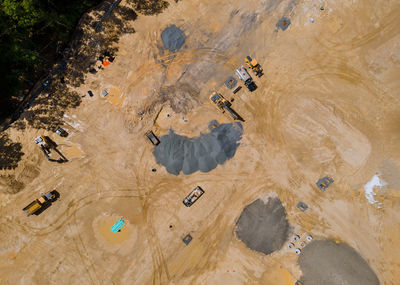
[364, 174, 386, 208]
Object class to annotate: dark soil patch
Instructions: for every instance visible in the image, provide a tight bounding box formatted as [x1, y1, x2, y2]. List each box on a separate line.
[0, 174, 25, 194]
[236, 197, 290, 255]
[0, 134, 24, 170]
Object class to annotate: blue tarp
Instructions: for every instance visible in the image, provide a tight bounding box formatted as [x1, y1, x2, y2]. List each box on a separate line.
[111, 218, 126, 233]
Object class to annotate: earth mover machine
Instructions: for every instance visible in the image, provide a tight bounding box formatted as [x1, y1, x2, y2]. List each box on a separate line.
[23, 191, 56, 216]
[34, 136, 67, 162]
[183, 186, 204, 207]
[245, 56, 263, 77]
[209, 92, 242, 121]
[145, 131, 160, 145]
[235, 66, 257, 91]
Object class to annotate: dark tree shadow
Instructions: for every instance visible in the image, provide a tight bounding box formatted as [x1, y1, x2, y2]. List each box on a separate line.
[0, 134, 24, 170]
[6, 0, 171, 132]
[128, 0, 169, 15]
[0, 174, 25, 194]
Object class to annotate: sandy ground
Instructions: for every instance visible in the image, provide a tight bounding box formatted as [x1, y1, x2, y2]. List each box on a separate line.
[1, 0, 400, 284]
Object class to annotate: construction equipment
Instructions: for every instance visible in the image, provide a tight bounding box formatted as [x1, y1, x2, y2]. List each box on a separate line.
[183, 186, 204, 207]
[235, 66, 257, 91]
[296, 201, 308, 212]
[316, 176, 334, 191]
[145, 131, 160, 145]
[232, 86, 242, 94]
[182, 233, 193, 245]
[55, 127, 68, 137]
[245, 56, 263, 77]
[209, 92, 242, 121]
[23, 191, 57, 216]
[34, 136, 67, 162]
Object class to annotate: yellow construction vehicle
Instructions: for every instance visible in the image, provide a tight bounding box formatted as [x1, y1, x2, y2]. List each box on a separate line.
[245, 56, 263, 77]
[209, 92, 242, 121]
[23, 191, 57, 216]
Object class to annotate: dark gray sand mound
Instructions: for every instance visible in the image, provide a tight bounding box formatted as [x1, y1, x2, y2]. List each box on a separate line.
[299, 240, 379, 285]
[153, 121, 242, 175]
[161, 25, 186, 52]
[235, 197, 289, 255]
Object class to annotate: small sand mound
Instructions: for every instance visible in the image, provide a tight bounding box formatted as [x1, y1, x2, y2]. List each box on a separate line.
[298, 239, 379, 285]
[153, 121, 243, 175]
[235, 197, 289, 255]
[161, 25, 186, 52]
[93, 215, 137, 251]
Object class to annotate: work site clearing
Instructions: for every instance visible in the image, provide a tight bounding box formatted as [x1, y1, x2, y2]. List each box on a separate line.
[1, 0, 400, 284]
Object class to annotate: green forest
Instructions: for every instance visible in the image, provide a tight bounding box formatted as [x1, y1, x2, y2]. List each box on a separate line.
[0, 0, 102, 122]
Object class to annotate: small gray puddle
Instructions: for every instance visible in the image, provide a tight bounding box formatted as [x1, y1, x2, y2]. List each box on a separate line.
[153, 121, 242, 175]
[235, 197, 290, 255]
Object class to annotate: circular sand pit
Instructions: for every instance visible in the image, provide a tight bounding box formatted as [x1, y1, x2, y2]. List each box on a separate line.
[235, 197, 290, 255]
[93, 215, 137, 252]
[161, 25, 186, 52]
[153, 121, 243, 175]
[298, 239, 379, 285]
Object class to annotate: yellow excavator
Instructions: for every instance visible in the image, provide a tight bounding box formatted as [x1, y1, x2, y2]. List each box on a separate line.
[209, 92, 242, 121]
[245, 56, 263, 77]
[34, 136, 67, 163]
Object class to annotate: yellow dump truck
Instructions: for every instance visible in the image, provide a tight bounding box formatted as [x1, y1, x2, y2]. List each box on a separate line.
[23, 191, 56, 216]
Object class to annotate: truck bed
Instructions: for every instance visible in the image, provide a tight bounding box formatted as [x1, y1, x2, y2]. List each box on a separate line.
[23, 200, 42, 216]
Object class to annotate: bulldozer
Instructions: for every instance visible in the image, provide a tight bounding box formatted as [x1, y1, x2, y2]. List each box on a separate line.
[209, 92, 242, 121]
[34, 136, 67, 163]
[245, 56, 263, 77]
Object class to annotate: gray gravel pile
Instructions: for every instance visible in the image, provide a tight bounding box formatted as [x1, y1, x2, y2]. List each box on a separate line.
[235, 197, 290, 255]
[299, 239, 379, 285]
[153, 121, 242, 175]
[161, 25, 186, 52]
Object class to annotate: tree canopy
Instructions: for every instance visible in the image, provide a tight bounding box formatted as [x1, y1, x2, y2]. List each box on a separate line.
[0, 0, 102, 123]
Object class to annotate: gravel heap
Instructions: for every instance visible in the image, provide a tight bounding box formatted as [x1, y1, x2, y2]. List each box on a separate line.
[153, 121, 242, 175]
[161, 25, 186, 52]
[236, 197, 290, 255]
[298, 239, 379, 285]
